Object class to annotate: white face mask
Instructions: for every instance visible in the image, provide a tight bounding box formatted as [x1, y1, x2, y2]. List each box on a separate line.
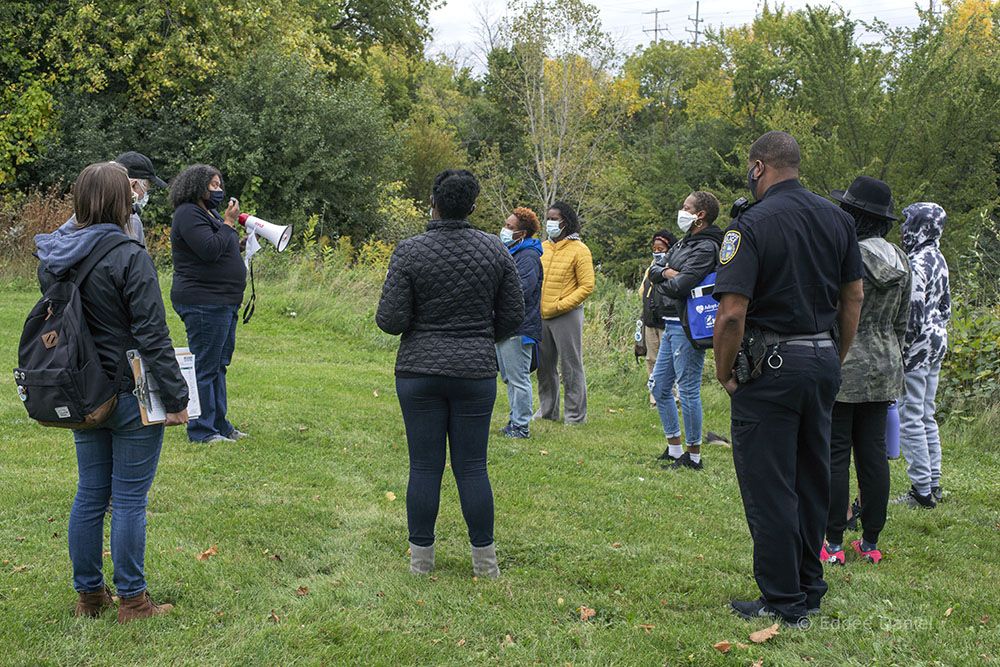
[677, 210, 698, 233]
[135, 192, 149, 212]
[500, 227, 516, 245]
[546, 219, 562, 239]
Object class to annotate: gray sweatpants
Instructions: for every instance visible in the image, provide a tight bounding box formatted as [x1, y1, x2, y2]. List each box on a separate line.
[535, 306, 587, 423]
[897, 361, 943, 496]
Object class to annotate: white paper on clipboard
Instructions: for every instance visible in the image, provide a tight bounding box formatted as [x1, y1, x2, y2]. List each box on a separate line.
[128, 348, 201, 423]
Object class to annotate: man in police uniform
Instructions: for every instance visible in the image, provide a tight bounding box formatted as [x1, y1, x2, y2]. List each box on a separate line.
[713, 131, 864, 626]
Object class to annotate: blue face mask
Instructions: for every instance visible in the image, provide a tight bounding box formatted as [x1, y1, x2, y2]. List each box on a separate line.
[206, 188, 225, 210]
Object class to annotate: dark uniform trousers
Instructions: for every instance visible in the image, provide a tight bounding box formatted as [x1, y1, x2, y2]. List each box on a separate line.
[730, 341, 842, 619]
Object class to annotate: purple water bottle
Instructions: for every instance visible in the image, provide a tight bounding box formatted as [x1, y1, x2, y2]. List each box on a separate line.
[885, 401, 900, 459]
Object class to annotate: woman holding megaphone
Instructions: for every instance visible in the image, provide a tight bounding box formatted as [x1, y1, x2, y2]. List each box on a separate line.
[168, 164, 248, 444]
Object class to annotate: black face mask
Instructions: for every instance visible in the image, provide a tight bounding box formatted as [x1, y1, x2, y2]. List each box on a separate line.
[747, 162, 761, 200]
[206, 189, 225, 210]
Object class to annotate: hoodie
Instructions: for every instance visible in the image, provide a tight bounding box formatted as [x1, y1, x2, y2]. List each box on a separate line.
[900, 203, 950, 371]
[507, 237, 544, 342]
[35, 221, 189, 413]
[837, 236, 912, 402]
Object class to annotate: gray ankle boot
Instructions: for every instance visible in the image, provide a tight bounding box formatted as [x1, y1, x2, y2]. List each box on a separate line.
[409, 542, 434, 575]
[471, 542, 500, 578]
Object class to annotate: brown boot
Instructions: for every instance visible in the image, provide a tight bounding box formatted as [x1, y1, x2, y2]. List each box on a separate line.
[116, 590, 174, 624]
[74, 584, 114, 617]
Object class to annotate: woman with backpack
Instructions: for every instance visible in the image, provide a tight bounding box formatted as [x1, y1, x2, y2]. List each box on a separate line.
[34, 162, 188, 623]
[648, 191, 724, 470]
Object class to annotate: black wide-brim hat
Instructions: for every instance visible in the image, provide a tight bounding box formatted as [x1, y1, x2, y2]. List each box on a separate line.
[830, 175, 897, 221]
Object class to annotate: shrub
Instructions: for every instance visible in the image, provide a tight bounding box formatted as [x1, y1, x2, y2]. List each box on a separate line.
[938, 300, 1000, 419]
[0, 184, 73, 277]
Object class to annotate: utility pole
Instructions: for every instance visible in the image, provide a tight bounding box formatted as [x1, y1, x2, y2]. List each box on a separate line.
[686, 1, 704, 46]
[643, 8, 670, 42]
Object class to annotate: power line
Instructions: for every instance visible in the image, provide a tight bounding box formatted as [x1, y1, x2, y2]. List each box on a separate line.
[643, 8, 671, 42]
[685, 1, 704, 45]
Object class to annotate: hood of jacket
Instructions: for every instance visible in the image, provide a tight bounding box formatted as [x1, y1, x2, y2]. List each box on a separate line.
[509, 237, 543, 258]
[35, 220, 130, 278]
[859, 237, 908, 289]
[901, 203, 945, 255]
[690, 224, 724, 247]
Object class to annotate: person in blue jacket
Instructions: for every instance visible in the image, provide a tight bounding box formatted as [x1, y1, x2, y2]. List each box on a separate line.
[496, 207, 544, 439]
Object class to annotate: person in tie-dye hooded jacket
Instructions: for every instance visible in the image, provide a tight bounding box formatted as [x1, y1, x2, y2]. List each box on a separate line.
[893, 203, 950, 509]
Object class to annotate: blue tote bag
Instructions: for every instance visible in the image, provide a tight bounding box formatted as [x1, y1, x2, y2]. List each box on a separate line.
[681, 271, 716, 349]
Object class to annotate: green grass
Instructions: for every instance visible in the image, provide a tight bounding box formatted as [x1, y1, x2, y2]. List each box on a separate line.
[1, 271, 999, 666]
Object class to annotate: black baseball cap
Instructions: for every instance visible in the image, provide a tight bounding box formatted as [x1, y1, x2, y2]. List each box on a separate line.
[114, 151, 168, 188]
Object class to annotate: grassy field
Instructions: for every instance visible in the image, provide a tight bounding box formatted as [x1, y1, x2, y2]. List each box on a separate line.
[1, 269, 999, 666]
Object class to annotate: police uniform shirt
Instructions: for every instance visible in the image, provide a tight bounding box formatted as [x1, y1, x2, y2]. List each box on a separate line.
[714, 179, 863, 335]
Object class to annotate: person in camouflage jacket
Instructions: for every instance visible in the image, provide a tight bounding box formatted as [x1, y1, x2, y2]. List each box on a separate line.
[823, 176, 912, 566]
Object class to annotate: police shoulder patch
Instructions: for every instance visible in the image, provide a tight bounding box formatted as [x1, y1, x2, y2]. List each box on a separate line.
[720, 231, 741, 265]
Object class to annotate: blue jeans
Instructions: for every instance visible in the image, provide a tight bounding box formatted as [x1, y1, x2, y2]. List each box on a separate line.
[69, 393, 164, 597]
[496, 336, 534, 429]
[174, 303, 239, 441]
[396, 375, 497, 548]
[897, 361, 942, 495]
[650, 323, 705, 446]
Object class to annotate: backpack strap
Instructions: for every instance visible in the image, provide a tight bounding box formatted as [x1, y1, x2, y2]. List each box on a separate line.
[69, 234, 135, 287]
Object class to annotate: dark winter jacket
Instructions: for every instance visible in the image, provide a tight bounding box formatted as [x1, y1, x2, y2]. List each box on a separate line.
[900, 203, 950, 371]
[650, 225, 724, 317]
[34, 221, 188, 413]
[508, 237, 543, 342]
[641, 264, 670, 327]
[376, 219, 525, 378]
[170, 203, 246, 305]
[837, 237, 912, 402]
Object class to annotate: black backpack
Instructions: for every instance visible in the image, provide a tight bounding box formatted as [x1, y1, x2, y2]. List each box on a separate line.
[13, 235, 132, 429]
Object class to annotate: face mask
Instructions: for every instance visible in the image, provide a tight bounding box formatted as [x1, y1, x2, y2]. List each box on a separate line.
[500, 228, 518, 246]
[677, 210, 698, 233]
[206, 189, 225, 210]
[546, 219, 562, 239]
[747, 162, 761, 200]
[133, 192, 149, 213]
[652, 252, 667, 266]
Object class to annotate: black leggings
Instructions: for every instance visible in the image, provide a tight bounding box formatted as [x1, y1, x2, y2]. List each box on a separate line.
[396, 375, 497, 548]
[827, 401, 890, 546]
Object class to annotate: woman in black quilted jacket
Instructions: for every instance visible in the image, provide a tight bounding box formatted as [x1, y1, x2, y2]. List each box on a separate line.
[376, 169, 524, 578]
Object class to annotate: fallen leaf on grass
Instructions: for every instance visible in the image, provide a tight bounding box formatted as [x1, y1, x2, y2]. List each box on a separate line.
[635, 624, 655, 634]
[613, 542, 622, 548]
[737, 642, 750, 649]
[749, 623, 780, 643]
[15, 537, 25, 542]
[580, 606, 596, 622]
[296, 586, 309, 596]
[102, 550, 111, 557]
[502, 634, 514, 646]
[47, 517, 55, 523]
[373, 390, 379, 398]
[456, 638, 466, 647]
[981, 615, 990, 624]
[196, 544, 218, 561]
[385, 492, 397, 501]
[270, 610, 280, 624]
[713, 640, 733, 653]
[945, 607, 953, 617]
[751, 659, 763, 667]
[298, 427, 308, 431]
[540, 450, 549, 455]
[12, 565, 31, 573]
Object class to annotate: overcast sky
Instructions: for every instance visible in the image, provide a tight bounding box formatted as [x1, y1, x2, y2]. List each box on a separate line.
[427, 0, 935, 68]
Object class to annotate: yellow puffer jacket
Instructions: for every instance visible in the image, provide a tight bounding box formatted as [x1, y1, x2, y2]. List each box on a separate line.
[540, 237, 595, 319]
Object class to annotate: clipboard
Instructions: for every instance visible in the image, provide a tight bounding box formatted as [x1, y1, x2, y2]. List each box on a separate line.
[128, 348, 202, 425]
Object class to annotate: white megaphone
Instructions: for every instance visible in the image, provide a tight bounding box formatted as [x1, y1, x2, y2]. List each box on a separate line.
[238, 213, 292, 251]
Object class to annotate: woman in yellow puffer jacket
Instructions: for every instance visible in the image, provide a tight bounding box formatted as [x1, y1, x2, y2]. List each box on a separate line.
[534, 200, 595, 424]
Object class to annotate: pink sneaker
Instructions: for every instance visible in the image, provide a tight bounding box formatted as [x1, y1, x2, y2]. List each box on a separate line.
[851, 540, 882, 563]
[820, 543, 845, 565]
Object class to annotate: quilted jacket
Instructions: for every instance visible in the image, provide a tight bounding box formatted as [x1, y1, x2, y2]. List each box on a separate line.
[539, 237, 595, 319]
[376, 219, 525, 378]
